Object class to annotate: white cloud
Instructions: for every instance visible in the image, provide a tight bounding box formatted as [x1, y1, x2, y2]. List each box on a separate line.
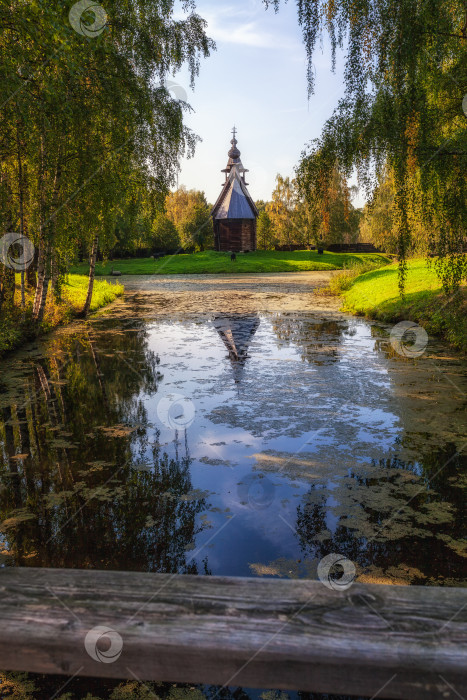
[199, 3, 298, 50]
[209, 20, 280, 48]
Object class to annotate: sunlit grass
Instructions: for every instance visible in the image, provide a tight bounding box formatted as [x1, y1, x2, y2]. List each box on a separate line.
[63, 274, 124, 312]
[343, 259, 442, 309]
[342, 258, 466, 351]
[70, 249, 391, 275]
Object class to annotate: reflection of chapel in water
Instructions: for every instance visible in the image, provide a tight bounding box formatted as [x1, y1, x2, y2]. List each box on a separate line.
[213, 314, 260, 383]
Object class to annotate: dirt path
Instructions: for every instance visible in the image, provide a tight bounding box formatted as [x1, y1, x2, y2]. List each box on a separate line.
[103, 271, 342, 316]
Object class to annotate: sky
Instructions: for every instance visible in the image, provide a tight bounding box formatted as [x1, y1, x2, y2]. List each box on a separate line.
[173, 0, 359, 206]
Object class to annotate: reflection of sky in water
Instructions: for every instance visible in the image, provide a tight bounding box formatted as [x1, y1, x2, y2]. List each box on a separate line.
[0, 309, 465, 585]
[119, 313, 464, 581]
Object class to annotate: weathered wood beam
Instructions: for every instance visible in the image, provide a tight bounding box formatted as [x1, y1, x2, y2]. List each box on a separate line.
[0, 568, 466, 700]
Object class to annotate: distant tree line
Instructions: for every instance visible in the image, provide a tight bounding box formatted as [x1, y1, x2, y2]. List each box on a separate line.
[256, 169, 362, 250]
[111, 171, 365, 256]
[110, 186, 214, 258]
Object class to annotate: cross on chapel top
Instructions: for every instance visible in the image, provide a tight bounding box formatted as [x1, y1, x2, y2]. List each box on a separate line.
[222, 127, 249, 182]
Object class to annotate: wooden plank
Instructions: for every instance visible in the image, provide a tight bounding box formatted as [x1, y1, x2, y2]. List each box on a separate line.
[0, 568, 466, 699]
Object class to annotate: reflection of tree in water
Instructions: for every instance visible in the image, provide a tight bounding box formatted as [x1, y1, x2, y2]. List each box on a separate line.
[1, 663, 373, 700]
[5, 676, 346, 700]
[0, 322, 209, 574]
[213, 314, 260, 383]
[270, 314, 350, 365]
[294, 444, 466, 584]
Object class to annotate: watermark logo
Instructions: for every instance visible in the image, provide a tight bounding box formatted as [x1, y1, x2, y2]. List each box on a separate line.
[84, 626, 123, 664]
[318, 553, 356, 591]
[237, 473, 275, 510]
[0, 232, 35, 272]
[158, 80, 188, 103]
[69, 0, 107, 38]
[157, 393, 196, 430]
[463, 94, 467, 117]
[390, 321, 428, 358]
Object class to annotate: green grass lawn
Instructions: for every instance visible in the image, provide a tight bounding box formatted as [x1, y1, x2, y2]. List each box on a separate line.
[342, 258, 466, 351]
[70, 249, 391, 276]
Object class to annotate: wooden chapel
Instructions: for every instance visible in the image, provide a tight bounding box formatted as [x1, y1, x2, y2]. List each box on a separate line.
[211, 128, 258, 252]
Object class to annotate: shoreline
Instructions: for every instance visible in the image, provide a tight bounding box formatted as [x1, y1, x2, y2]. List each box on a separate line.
[4, 266, 464, 358]
[338, 260, 467, 353]
[0, 277, 124, 361]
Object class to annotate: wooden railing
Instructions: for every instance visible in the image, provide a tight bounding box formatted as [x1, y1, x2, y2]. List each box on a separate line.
[0, 568, 466, 700]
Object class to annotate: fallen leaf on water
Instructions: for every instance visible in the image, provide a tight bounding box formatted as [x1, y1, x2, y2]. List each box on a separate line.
[1, 509, 37, 529]
[98, 424, 139, 437]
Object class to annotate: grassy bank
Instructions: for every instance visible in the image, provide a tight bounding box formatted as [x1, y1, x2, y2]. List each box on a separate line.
[339, 258, 467, 351]
[0, 275, 124, 358]
[70, 250, 391, 276]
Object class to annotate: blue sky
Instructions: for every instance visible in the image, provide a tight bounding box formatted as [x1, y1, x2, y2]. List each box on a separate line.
[174, 0, 355, 206]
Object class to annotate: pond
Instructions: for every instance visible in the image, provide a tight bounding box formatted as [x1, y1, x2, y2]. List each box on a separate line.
[1, 273, 465, 584]
[0, 273, 465, 697]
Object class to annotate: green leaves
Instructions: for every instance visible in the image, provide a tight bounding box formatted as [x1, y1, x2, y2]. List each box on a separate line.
[1, 0, 214, 314]
[270, 0, 467, 292]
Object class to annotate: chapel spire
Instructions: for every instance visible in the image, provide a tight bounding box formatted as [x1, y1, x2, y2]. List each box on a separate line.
[223, 127, 248, 181]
